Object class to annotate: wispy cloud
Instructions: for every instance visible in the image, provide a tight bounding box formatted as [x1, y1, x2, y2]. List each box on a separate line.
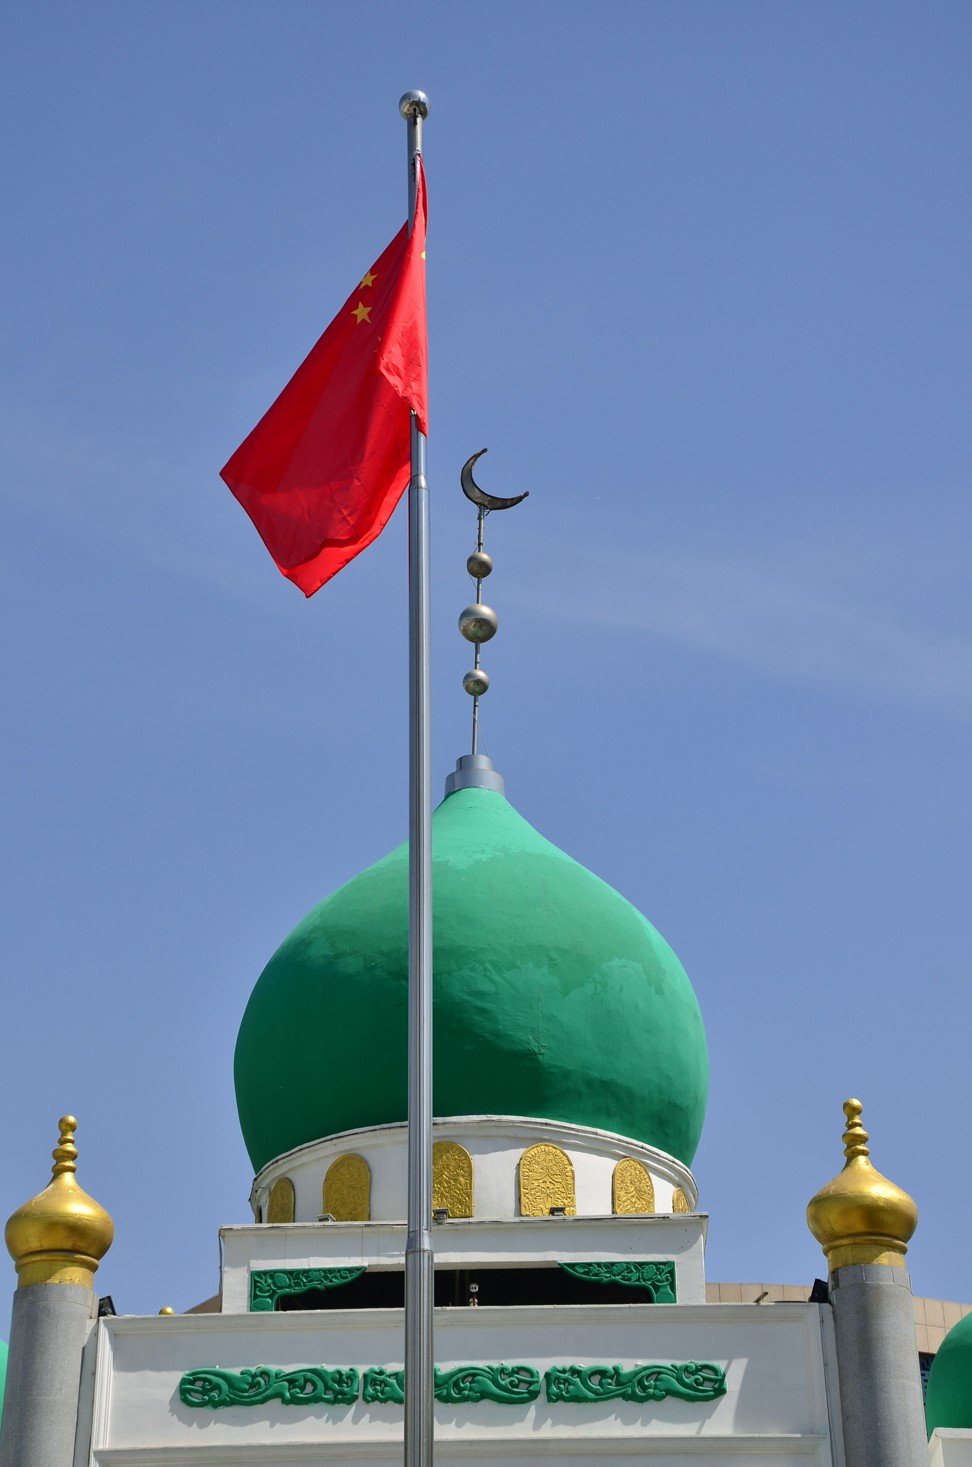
[516, 526, 972, 718]
[6, 412, 970, 719]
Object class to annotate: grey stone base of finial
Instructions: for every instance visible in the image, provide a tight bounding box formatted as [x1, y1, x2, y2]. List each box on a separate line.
[444, 754, 505, 797]
[0, 1282, 97, 1467]
[828, 1263, 928, 1467]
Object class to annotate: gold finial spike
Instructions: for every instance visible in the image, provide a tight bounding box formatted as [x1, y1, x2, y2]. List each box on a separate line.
[52, 1115, 79, 1176]
[807, 1095, 917, 1272]
[842, 1099, 870, 1161]
[4, 1113, 114, 1289]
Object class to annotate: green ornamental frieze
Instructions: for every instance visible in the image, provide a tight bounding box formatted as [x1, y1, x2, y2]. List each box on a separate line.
[249, 1266, 365, 1311]
[558, 1260, 676, 1301]
[178, 1359, 726, 1411]
[546, 1361, 726, 1403]
[180, 1365, 360, 1409]
[362, 1367, 406, 1405]
[363, 1364, 541, 1405]
[437, 1364, 541, 1405]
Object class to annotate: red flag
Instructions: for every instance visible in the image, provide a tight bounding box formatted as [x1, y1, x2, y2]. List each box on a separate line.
[221, 162, 428, 596]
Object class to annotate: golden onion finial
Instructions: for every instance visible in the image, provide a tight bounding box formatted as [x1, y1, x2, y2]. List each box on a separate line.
[807, 1096, 917, 1271]
[4, 1114, 114, 1288]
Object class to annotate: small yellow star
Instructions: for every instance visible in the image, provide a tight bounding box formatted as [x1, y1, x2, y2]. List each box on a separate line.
[359, 270, 377, 288]
[420, 250, 426, 260]
[352, 302, 372, 324]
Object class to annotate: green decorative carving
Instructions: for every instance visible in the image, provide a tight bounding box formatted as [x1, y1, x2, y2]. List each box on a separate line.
[545, 1361, 727, 1404]
[249, 1266, 365, 1312]
[179, 1359, 725, 1412]
[179, 1365, 360, 1409]
[435, 1364, 541, 1404]
[362, 1364, 541, 1406]
[363, 1367, 406, 1404]
[558, 1260, 676, 1302]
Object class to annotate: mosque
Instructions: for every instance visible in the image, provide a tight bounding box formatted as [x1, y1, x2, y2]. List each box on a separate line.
[1, 515, 971, 1467]
[2, 732, 972, 1466]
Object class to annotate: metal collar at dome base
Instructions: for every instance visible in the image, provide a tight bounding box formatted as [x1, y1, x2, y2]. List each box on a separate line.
[444, 754, 505, 797]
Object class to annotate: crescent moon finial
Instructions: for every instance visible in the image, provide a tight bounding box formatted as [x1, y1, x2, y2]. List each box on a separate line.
[456, 449, 531, 767]
[461, 449, 529, 512]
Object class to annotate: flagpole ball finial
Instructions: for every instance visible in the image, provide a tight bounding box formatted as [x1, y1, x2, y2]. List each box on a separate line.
[400, 90, 430, 120]
[463, 669, 490, 698]
[467, 551, 493, 579]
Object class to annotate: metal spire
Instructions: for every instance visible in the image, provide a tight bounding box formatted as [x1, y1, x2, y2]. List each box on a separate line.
[446, 450, 528, 797]
[460, 500, 494, 758]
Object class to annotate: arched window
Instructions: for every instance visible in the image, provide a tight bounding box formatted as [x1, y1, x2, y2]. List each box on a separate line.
[612, 1157, 655, 1215]
[432, 1141, 473, 1218]
[323, 1153, 371, 1221]
[672, 1186, 691, 1214]
[518, 1143, 575, 1217]
[266, 1176, 295, 1224]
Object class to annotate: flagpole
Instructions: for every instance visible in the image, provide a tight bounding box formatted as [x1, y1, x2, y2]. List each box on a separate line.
[400, 88, 434, 1467]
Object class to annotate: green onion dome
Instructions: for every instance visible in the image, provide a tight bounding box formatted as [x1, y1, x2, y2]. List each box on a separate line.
[235, 784, 708, 1175]
[925, 1312, 972, 1437]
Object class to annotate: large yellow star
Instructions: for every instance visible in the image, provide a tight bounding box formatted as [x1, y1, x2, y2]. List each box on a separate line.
[352, 302, 372, 324]
[359, 270, 377, 288]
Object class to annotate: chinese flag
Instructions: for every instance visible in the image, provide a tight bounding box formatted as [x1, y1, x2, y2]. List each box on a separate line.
[221, 162, 428, 596]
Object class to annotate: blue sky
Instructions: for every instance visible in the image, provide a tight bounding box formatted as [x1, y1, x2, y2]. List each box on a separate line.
[1, 0, 970, 1317]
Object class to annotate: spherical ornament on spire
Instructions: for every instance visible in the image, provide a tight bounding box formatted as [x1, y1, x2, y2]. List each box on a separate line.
[459, 604, 498, 643]
[806, 1098, 917, 1271]
[455, 449, 530, 754]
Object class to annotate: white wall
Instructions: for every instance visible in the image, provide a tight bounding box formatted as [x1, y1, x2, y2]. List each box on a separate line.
[220, 1214, 707, 1311]
[78, 1301, 841, 1465]
[930, 1432, 972, 1466]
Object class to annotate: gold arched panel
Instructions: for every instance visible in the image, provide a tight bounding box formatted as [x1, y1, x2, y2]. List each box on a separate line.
[266, 1177, 295, 1224]
[323, 1153, 371, 1221]
[672, 1186, 691, 1214]
[518, 1143, 575, 1217]
[432, 1141, 473, 1218]
[613, 1158, 655, 1215]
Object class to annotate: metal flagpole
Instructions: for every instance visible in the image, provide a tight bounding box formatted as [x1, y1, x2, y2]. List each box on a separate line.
[399, 88, 434, 1467]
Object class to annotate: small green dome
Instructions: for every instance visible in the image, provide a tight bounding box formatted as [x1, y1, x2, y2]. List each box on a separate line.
[235, 786, 708, 1174]
[926, 1312, 972, 1436]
